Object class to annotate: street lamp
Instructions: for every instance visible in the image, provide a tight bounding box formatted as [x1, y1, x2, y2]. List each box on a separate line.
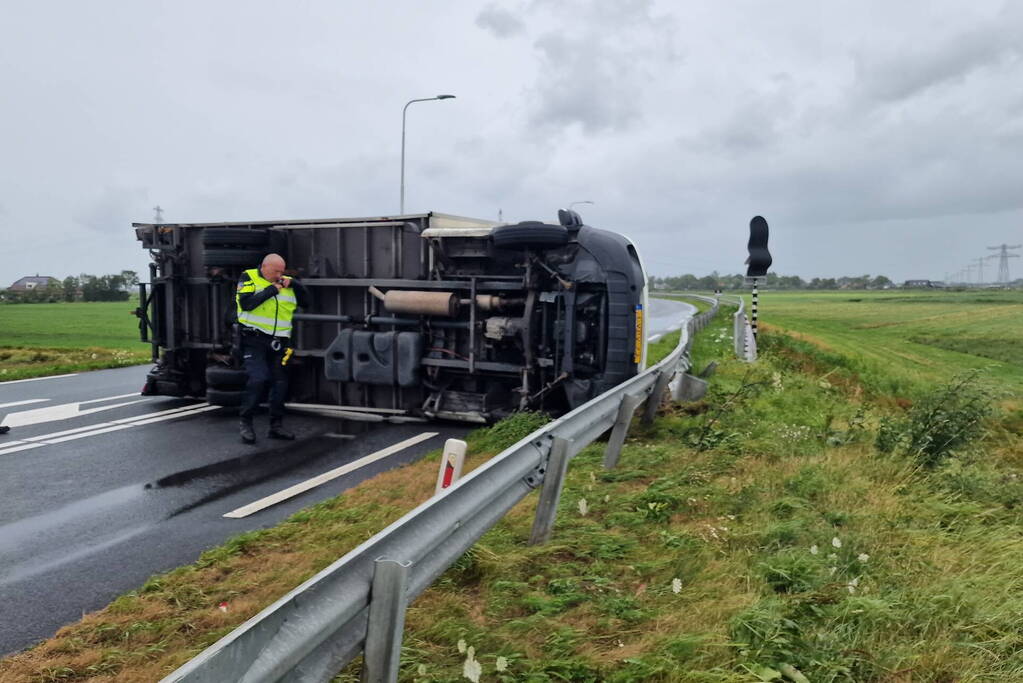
[400, 94, 456, 214]
[569, 200, 594, 210]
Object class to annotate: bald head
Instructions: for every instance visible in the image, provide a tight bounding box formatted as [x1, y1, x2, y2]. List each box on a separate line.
[260, 253, 286, 282]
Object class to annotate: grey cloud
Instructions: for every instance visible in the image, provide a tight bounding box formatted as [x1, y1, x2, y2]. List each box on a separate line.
[854, 5, 1023, 103]
[73, 186, 150, 234]
[513, 0, 680, 133]
[475, 4, 526, 38]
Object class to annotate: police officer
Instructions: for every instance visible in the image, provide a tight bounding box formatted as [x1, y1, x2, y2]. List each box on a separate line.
[236, 253, 309, 444]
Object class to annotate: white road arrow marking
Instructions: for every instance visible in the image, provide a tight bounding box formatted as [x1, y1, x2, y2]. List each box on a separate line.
[1, 396, 150, 428]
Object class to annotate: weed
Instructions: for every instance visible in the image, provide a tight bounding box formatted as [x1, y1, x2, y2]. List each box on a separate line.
[757, 549, 825, 593]
[902, 371, 994, 467]
[874, 371, 995, 467]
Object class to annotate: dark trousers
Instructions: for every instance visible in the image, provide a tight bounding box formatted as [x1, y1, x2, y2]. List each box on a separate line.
[239, 331, 289, 422]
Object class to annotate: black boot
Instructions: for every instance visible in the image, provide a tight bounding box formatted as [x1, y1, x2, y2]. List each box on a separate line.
[240, 419, 256, 444]
[268, 419, 295, 440]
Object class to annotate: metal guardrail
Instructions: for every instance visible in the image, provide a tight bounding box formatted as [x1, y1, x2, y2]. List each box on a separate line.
[718, 294, 756, 362]
[163, 296, 726, 683]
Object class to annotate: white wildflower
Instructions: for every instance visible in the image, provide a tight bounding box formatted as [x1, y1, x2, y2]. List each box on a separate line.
[578, 498, 589, 516]
[603, 494, 610, 503]
[496, 656, 508, 672]
[847, 576, 859, 594]
[832, 537, 842, 549]
[809, 545, 818, 555]
[828, 566, 837, 576]
[462, 650, 482, 683]
[457, 638, 467, 654]
[857, 553, 870, 563]
[672, 578, 682, 594]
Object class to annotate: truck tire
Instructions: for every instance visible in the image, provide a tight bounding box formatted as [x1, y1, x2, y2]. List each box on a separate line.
[203, 248, 268, 267]
[206, 387, 244, 407]
[202, 228, 269, 248]
[205, 366, 248, 389]
[492, 222, 569, 249]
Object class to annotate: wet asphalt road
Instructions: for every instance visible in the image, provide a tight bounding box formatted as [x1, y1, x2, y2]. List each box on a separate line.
[0, 297, 694, 655]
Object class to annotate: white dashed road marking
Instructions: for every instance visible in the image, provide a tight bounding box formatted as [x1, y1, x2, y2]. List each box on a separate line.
[0, 403, 219, 456]
[0, 399, 50, 409]
[0, 373, 79, 385]
[223, 431, 441, 519]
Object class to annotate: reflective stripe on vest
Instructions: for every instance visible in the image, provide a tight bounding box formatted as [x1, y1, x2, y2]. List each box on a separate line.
[236, 268, 297, 337]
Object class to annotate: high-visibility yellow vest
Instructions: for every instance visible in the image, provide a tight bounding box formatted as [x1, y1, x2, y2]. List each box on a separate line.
[236, 268, 297, 337]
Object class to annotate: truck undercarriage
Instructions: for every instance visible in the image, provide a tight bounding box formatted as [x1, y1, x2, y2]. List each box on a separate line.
[135, 211, 646, 424]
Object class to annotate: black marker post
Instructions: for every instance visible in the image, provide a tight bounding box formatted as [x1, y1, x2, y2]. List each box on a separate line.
[745, 216, 772, 343]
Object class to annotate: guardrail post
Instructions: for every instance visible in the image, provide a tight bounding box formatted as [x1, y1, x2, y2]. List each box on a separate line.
[362, 558, 412, 683]
[672, 373, 708, 402]
[528, 437, 572, 545]
[603, 392, 645, 469]
[641, 370, 673, 425]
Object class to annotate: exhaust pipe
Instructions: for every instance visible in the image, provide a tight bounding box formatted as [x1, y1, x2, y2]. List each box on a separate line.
[369, 286, 459, 317]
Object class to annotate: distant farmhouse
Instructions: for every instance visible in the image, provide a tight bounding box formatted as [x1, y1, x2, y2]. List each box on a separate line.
[7, 275, 59, 291]
[903, 279, 944, 288]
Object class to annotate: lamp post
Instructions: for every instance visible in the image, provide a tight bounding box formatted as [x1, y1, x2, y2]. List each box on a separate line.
[569, 200, 594, 210]
[400, 94, 455, 215]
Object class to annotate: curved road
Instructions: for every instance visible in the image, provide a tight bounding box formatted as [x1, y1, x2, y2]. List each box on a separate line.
[0, 297, 694, 655]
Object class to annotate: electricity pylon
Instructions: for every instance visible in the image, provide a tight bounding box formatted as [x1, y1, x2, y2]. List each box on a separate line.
[987, 244, 1021, 284]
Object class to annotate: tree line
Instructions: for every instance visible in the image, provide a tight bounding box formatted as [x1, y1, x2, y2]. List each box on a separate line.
[650, 272, 895, 291]
[2, 271, 139, 303]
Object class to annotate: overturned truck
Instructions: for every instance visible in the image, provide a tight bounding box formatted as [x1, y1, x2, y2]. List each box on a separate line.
[134, 211, 647, 423]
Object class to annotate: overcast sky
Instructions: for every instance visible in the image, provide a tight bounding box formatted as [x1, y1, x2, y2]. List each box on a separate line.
[2, 1, 1021, 283]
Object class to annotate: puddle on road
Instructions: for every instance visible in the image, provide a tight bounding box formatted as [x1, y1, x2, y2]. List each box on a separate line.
[0, 435, 339, 584]
[0, 484, 142, 557]
[147, 435, 339, 517]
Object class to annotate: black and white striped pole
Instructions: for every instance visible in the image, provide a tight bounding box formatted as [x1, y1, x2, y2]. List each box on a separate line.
[751, 280, 759, 341]
[745, 216, 771, 347]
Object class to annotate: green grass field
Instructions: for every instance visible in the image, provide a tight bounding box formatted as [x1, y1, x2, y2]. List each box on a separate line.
[731, 290, 1023, 398]
[0, 300, 151, 380]
[3, 292, 1023, 681]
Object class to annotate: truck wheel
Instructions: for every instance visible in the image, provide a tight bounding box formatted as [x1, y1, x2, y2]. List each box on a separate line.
[202, 228, 269, 247]
[206, 366, 248, 389]
[203, 248, 268, 267]
[206, 388, 244, 407]
[492, 222, 569, 249]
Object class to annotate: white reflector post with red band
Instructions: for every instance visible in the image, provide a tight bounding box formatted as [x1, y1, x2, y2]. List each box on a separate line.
[435, 438, 467, 495]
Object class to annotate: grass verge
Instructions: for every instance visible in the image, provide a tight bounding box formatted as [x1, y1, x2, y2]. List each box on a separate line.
[0, 300, 151, 380]
[3, 297, 1022, 681]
